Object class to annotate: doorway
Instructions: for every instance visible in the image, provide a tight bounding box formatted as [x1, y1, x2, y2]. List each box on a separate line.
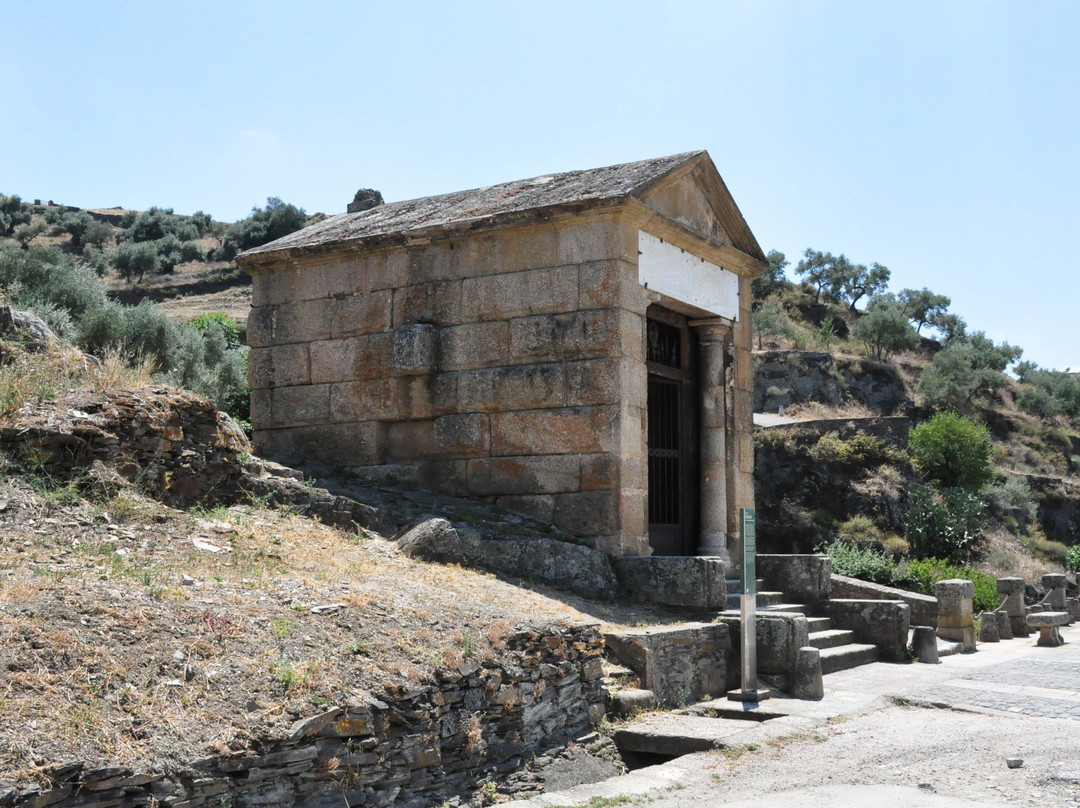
[646, 307, 699, 555]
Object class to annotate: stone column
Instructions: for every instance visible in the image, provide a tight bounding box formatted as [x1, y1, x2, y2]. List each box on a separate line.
[1042, 573, 1067, 610]
[997, 577, 1028, 637]
[936, 579, 976, 652]
[692, 319, 733, 563]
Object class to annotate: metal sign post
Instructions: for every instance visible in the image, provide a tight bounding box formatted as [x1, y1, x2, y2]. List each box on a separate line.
[728, 507, 770, 702]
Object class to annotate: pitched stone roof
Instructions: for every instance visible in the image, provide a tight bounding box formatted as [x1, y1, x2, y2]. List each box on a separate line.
[239, 151, 761, 262]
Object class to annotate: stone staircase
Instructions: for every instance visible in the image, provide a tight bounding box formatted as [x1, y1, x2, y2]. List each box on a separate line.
[725, 577, 879, 674]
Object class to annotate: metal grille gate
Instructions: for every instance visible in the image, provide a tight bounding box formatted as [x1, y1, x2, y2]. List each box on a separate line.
[646, 312, 699, 556]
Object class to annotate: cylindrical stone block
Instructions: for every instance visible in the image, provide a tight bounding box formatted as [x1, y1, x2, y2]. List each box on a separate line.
[977, 611, 999, 643]
[790, 646, 823, 700]
[1043, 574, 1067, 609]
[995, 610, 1013, 640]
[912, 625, 939, 664]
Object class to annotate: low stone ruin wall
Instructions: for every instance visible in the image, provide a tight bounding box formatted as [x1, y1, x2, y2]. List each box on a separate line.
[757, 553, 832, 612]
[828, 598, 910, 662]
[2, 623, 605, 808]
[605, 622, 730, 707]
[831, 574, 938, 627]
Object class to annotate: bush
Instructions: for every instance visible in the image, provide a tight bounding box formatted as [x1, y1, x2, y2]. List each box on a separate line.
[810, 431, 906, 469]
[820, 538, 916, 588]
[836, 515, 884, 547]
[905, 483, 984, 563]
[902, 558, 1000, 612]
[0, 194, 32, 235]
[909, 412, 993, 490]
[1067, 545, 1080, 573]
[918, 332, 1022, 412]
[985, 477, 1038, 535]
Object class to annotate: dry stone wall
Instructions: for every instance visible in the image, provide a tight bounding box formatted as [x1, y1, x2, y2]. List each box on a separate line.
[247, 214, 647, 553]
[1, 623, 604, 808]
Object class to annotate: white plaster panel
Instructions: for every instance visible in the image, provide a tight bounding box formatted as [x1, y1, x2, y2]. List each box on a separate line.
[637, 230, 739, 320]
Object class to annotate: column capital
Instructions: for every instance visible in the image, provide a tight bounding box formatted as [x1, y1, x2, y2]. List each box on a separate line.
[690, 317, 734, 342]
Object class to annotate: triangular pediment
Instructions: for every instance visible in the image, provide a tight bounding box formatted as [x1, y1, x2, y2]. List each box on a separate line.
[634, 153, 765, 262]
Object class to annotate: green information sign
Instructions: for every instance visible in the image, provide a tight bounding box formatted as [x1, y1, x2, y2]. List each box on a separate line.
[740, 508, 756, 596]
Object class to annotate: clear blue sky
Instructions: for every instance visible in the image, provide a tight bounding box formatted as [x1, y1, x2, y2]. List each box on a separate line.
[3, 1, 1077, 370]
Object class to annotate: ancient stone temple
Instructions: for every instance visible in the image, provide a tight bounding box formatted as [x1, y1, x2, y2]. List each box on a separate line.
[237, 151, 766, 561]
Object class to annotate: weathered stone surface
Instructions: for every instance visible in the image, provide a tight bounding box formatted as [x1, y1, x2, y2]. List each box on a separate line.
[790, 646, 824, 699]
[612, 556, 727, 610]
[607, 688, 658, 716]
[912, 625, 939, 663]
[758, 554, 832, 612]
[936, 578, 976, 651]
[606, 622, 730, 707]
[0, 304, 56, 351]
[396, 517, 466, 564]
[753, 350, 908, 414]
[831, 573, 938, 628]
[978, 610, 1000, 642]
[828, 599, 910, 662]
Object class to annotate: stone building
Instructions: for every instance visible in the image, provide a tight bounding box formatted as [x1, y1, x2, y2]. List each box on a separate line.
[237, 151, 766, 561]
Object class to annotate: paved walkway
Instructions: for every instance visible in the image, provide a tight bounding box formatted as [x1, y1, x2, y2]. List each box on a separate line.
[504, 623, 1080, 808]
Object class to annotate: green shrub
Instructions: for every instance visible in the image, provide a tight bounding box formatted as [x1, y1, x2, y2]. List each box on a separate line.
[837, 515, 884, 547]
[809, 431, 906, 469]
[214, 197, 307, 261]
[905, 483, 984, 563]
[851, 298, 919, 360]
[820, 538, 915, 588]
[985, 477, 1038, 535]
[0, 194, 32, 235]
[1067, 545, 1080, 573]
[909, 412, 993, 490]
[902, 558, 1000, 612]
[114, 241, 160, 282]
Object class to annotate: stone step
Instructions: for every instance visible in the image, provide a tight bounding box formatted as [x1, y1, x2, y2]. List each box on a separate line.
[805, 616, 832, 633]
[819, 643, 879, 674]
[808, 628, 855, 649]
[760, 602, 808, 614]
[724, 591, 789, 610]
[725, 578, 765, 590]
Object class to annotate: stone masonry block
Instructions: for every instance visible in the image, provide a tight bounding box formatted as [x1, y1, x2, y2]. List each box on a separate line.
[415, 459, 469, 496]
[395, 374, 458, 420]
[491, 406, 618, 456]
[329, 379, 397, 422]
[495, 494, 555, 523]
[566, 358, 623, 406]
[459, 364, 566, 413]
[556, 217, 621, 265]
[246, 306, 273, 348]
[249, 344, 310, 389]
[255, 422, 386, 465]
[252, 266, 300, 308]
[392, 323, 438, 375]
[578, 260, 636, 310]
[439, 321, 509, 371]
[434, 413, 490, 457]
[461, 267, 578, 322]
[330, 291, 393, 339]
[271, 385, 330, 428]
[553, 491, 618, 537]
[387, 421, 434, 462]
[580, 454, 618, 491]
[467, 456, 580, 496]
[250, 387, 271, 425]
[272, 299, 333, 344]
[392, 280, 462, 327]
[295, 258, 362, 301]
[309, 334, 394, 384]
[509, 310, 622, 364]
[496, 224, 558, 273]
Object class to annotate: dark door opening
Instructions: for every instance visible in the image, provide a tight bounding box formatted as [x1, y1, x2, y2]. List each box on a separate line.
[646, 308, 699, 556]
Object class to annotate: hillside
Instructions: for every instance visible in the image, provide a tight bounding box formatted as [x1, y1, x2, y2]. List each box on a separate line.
[749, 259, 1080, 589]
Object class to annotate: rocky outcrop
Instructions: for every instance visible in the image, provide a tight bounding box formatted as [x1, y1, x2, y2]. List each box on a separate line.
[753, 350, 909, 414]
[396, 517, 620, 600]
[0, 387, 249, 507]
[0, 305, 57, 352]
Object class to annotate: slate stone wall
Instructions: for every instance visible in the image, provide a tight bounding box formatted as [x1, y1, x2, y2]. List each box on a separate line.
[246, 213, 649, 554]
[2, 623, 605, 808]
